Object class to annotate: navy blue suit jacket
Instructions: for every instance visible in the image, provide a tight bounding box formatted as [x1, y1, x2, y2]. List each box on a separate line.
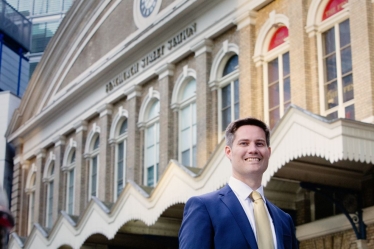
[179, 185, 298, 249]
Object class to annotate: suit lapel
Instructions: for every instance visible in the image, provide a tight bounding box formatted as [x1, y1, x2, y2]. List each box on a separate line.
[220, 185, 258, 249]
[267, 200, 283, 249]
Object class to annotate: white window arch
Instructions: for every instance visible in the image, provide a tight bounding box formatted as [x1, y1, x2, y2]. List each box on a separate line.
[25, 163, 37, 235]
[171, 66, 197, 167]
[254, 12, 290, 129]
[85, 124, 100, 199]
[110, 107, 129, 200]
[209, 41, 239, 138]
[306, 0, 353, 120]
[138, 89, 160, 187]
[43, 153, 55, 228]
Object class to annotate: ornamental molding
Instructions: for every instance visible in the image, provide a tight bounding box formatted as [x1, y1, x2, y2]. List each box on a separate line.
[262, 105, 374, 186]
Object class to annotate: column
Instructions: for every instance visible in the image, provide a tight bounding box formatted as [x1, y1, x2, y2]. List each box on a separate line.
[191, 39, 214, 167]
[235, 11, 261, 118]
[34, 149, 46, 225]
[350, 0, 374, 122]
[155, 63, 175, 174]
[124, 85, 142, 184]
[288, 0, 318, 111]
[73, 120, 87, 214]
[97, 104, 113, 201]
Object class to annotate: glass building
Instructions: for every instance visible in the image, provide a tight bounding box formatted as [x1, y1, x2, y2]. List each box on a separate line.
[5, 0, 73, 77]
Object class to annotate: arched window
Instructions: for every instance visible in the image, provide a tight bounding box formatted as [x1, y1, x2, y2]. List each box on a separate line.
[26, 166, 36, 235]
[144, 99, 160, 187]
[45, 162, 55, 228]
[321, 0, 353, 119]
[115, 119, 127, 198]
[220, 54, 239, 131]
[266, 26, 290, 129]
[307, 0, 353, 120]
[254, 12, 290, 129]
[179, 78, 197, 167]
[89, 135, 100, 198]
[66, 149, 75, 214]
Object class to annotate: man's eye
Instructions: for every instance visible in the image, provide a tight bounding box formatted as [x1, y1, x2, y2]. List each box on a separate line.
[256, 142, 264, 146]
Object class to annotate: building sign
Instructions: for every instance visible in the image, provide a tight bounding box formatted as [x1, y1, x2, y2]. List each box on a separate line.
[105, 23, 197, 93]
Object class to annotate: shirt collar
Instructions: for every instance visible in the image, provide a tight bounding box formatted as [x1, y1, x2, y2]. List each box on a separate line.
[228, 176, 266, 203]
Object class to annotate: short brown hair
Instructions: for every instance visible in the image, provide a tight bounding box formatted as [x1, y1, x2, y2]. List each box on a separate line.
[225, 117, 270, 147]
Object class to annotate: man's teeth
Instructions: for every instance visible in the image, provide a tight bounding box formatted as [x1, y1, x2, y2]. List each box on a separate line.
[245, 158, 260, 162]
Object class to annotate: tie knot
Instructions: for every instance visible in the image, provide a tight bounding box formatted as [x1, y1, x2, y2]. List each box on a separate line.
[251, 190, 262, 202]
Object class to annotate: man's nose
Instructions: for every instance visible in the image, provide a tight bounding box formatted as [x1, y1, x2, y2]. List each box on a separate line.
[247, 142, 258, 153]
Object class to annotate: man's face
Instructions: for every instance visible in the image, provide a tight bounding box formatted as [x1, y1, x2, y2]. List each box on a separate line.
[225, 125, 271, 182]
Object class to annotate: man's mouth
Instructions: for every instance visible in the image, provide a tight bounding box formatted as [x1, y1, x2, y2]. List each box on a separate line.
[245, 158, 261, 162]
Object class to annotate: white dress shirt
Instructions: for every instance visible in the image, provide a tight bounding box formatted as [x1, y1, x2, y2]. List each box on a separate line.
[228, 176, 277, 249]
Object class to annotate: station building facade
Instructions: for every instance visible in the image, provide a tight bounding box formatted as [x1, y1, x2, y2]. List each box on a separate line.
[5, 0, 374, 248]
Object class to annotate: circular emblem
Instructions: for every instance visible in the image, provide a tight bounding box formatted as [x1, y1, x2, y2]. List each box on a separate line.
[140, 0, 157, 17]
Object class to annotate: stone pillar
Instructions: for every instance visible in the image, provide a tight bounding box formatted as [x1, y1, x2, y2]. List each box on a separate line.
[34, 149, 46, 226]
[73, 120, 87, 214]
[11, 154, 29, 236]
[236, 11, 259, 117]
[288, 0, 318, 111]
[349, 0, 374, 122]
[97, 104, 113, 202]
[191, 39, 213, 168]
[155, 63, 175, 173]
[52, 135, 65, 223]
[124, 86, 142, 184]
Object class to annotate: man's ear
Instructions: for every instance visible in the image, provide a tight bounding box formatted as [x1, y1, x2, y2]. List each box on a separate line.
[224, 146, 232, 160]
[268, 146, 271, 157]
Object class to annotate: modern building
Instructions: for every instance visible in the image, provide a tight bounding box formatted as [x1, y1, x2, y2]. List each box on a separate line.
[0, 0, 30, 213]
[5, 0, 73, 77]
[5, 0, 374, 248]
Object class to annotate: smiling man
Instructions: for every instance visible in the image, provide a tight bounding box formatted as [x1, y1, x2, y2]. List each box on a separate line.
[179, 117, 298, 249]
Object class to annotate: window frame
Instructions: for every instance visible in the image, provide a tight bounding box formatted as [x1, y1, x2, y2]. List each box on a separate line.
[114, 119, 128, 200]
[88, 135, 100, 199]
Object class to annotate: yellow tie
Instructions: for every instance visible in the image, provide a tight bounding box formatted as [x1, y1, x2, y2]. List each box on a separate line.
[251, 190, 274, 249]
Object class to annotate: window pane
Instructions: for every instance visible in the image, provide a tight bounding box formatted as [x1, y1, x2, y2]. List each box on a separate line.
[342, 74, 354, 102]
[222, 84, 231, 108]
[70, 150, 76, 164]
[345, 104, 355, 120]
[323, 27, 335, 55]
[283, 77, 291, 103]
[91, 157, 97, 196]
[234, 80, 239, 120]
[93, 136, 100, 150]
[119, 119, 128, 135]
[326, 111, 338, 120]
[268, 58, 279, 83]
[283, 52, 290, 76]
[147, 166, 154, 186]
[340, 47, 352, 75]
[222, 108, 231, 132]
[223, 55, 238, 77]
[181, 79, 196, 101]
[181, 128, 190, 151]
[147, 100, 159, 120]
[269, 108, 280, 129]
[68, 169, 74, 214]
[192, 145, 197, 167]
[325, 55, 337, 82]
[339, 19, 350, 47]
[182, 149, 190, 166]
[325, 81, 338, 109]
[269, 83, 280, 109]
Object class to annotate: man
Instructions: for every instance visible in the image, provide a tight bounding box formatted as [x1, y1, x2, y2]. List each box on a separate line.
[179, 117, 298, 249]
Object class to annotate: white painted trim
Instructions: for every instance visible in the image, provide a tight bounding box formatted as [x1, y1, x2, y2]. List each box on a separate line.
[263, 106, 374, 186]
[109, 107, 129, 142]
[297, 205, 374, 241]
[171, 67, 197, 110]
[253, 11, 289, 66]
[25, 164, 37, 192]
[84, 124, 101, 155]
[209, 41, 239, 84]
[138, 90, 160, 128]
[42, 153, 56, 181]
[62, 139, 77, 169]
